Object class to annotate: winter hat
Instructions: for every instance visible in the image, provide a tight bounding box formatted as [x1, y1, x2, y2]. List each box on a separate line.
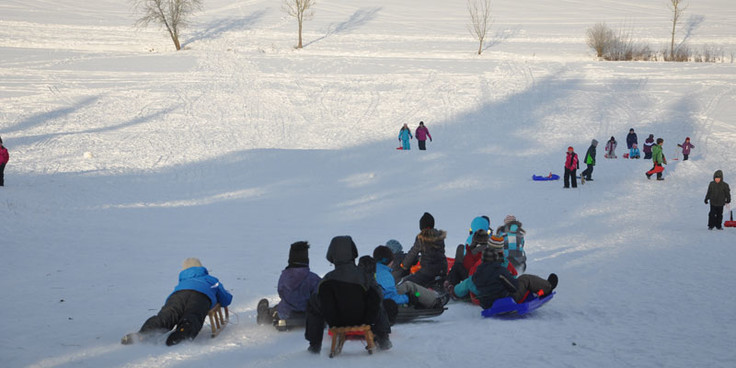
[288, 241, 310, 267]
[182, 257, 202, 270]
[420, 212, 435, 230]
[685, 137, 690, 141]
[648, 134, 654, 139]
[630, 128, 634, 132]
[714, 170, 723, 180]
[591, 139, 598, 146]
[633, 143, 637, 148]
[419, 121, 424, 126]
[504, 215, 517, 225]
[482, 236, 505, 262]
[568, 146, 574, 152]
[373, 245, 394, 265]
[469, 216, 490, 234]
[385, 239, 403, 254]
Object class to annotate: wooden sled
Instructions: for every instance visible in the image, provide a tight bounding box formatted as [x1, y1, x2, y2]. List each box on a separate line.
[328, 325, 375, 358]
[207, 303, 229, 338]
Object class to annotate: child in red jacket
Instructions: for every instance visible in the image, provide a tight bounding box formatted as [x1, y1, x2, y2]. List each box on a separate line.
[0, 136, 9, 187]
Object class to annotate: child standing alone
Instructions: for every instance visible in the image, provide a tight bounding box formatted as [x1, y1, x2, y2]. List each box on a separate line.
[704, 170, 731, 230]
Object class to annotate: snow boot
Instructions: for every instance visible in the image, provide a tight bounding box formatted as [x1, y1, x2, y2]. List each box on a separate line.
[547, 273, 558, 292]
[121, 333, 141, 345]
[257, 298, 271, 325]
[166, 320, 194, 346]
[375, 334, 393, 351]
[308, 343, 321, 354]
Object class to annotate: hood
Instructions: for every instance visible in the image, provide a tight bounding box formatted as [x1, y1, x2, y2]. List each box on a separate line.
[417, 228, 447, 247]
[178, 266, 209, 281]
[326, 236, 358, 265]
[714, 170, 723, 180]
[591, 139, 598, 146]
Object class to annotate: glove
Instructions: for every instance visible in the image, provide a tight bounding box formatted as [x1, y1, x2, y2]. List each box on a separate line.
[705, 199, 709, 204]
[407, 291, 419, 306]
[398, 138, 401, 142]
[430, 138, 432, 142]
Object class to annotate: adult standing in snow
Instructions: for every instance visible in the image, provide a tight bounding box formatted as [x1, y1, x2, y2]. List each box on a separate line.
[304, 236, 392, 353]
[415, 121, 432, 150]
[122, 258, 233, 346]
[643, 134, 655, 160]
[704, 170, 731, 230]
[0, 136, 8, 187]
[398, 123, 412, 150]
[677, 137, 695, 161]
[581, 139, 598, 183]
[646, 138, 667, 180]
[604, 136, 617, 158]
[626, 128, 638, 151]
[564, 146, 579, 188]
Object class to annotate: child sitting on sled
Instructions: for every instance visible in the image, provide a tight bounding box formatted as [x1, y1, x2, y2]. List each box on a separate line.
[629, 143, 641, 159]
[257, 241, 321, 326]
[448, 244, 557, 309]
[396, 212, 448, 289]
[373, 246, 448, 310]
[446, 216, 493, 286]
[604, 136, 617, 158]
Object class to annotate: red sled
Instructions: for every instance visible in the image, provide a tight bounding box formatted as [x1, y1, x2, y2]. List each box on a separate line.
[623, 153, 629, 158]
[725, 210, 736, 228]
[396, 147, 403, 150]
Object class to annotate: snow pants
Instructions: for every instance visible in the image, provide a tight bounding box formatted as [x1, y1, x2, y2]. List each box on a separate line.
[397, 281, 438, 308]
[582, 164, 594, 180]
[512, 274, 553, 303]
[708, 204, 724, 229]
[647, 163, 664, 179]
[418, 140, 427, 150]
[401, 139, 411, 150]
[139, 290, 211, 339]
[564, 168, 577, 188]
[0, 162, 5, 186]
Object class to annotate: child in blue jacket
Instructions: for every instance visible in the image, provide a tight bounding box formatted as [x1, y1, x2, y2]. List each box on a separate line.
[398, 124, 413, 150]
[122, 258, 233, 346]
[373, 246, 445, 309]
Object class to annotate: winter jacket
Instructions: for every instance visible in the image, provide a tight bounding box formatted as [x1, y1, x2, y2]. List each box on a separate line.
[605, 139, 617, 156]
[652, 144, 665, 164]
[629, 147, 640, 158]
[402, 228, 448, 279]
[0, 146, 8, 165]
[171, 267, 233, 309]
[626, 132, 638, 149]
[415, 126, 432, 141]
[678, 140, 695, 155]
[643, 136, 655, 154]
[277, 266, 321, 319]
[376, 263, 409, 305]
[398, 128, 412, 142]
[498, 221, 526, 274]
[584, 140, 598, 165]
[472, 260, 517, 309]
[318, 236, 382, 327]
[705, 170, 731, 206]
[565, 152, 579, 170]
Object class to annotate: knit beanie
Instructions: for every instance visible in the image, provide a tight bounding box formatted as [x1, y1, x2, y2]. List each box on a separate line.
[420, 212, 435, 230]
[482, 236, 505, 262]
[504, 215, 516, 225]
[182, 257, 203, 270]
[385, 239, 403, 254]
[373, 245, 394, 265]
[288, 241, 310, 267]
[568, 146, 574, 152]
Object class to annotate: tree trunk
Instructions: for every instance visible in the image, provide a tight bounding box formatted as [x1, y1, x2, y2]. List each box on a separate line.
[297, 20, 303, 48]
[477, 39, 483, 55]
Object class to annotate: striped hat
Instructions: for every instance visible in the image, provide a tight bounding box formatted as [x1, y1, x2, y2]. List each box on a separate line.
[482, 235, 505, 262]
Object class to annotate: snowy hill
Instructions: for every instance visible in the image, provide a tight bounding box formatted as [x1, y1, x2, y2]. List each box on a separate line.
[1, 0, 736, 367]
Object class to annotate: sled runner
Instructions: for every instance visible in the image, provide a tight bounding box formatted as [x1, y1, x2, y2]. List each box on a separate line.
[207, 303, 229, 337]
[327, 325, 375, 358]
[395, 305, 447, 323]
[274, 316, 306, 331]
[532, 173, 560, 181]
[481, 291, 556, 318]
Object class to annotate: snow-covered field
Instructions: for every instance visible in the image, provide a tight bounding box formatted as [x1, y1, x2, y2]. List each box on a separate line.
[2, 1, 735, 367]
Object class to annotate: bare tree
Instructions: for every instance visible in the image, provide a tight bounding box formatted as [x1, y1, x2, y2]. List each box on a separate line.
[667, 0, 688, 60]
[283, 0, 316, 49]
[467, 0, 493, 55]
[131, 0, 202, 51]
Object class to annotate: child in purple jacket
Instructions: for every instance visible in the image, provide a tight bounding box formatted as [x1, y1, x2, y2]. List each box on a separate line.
[257, 241, 321, 326]
[677, 137, 695, 161]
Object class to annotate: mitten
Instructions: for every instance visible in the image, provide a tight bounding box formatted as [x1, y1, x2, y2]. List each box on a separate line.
[705, 199, 709, 204]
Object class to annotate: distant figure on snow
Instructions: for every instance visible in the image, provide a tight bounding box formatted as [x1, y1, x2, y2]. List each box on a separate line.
[122, 258, 233, 346]
[581, 139, 598, 183]
[604, 136, 617, 158]
[415, 121, 432, 150]
[643, 134, 655, 160]
[646, 138, 667, 181]
[0, 136, 8, 187]
[629, 143, 641, 159]
[677, 137, 695, 161]
[564, 146, 579, 188]
[704, 170, 731, 230]
[626, 128, 638, 150]
[398, 123, 413, 150]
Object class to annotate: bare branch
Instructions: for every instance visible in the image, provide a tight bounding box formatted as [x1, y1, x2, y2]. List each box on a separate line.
[467, 0, 493, 55]
[282, 0, 316, 49]
[131, 0, 202, 50]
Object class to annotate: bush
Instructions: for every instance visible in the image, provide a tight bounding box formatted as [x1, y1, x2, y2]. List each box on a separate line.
[586, 23, 615, 58]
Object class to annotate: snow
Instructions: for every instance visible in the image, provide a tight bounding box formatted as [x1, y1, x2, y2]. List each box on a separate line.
[1, 0, 735, 367]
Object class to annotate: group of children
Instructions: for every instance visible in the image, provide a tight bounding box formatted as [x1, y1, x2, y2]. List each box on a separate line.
[398, 121, 432, 150]
[122, 212, 558, 354]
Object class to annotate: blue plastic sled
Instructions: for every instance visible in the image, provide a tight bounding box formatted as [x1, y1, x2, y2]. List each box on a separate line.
[481, 292, 556, 318]
[532, 174, 560, 181]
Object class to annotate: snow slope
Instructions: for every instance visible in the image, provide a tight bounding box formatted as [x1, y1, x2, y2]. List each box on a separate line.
[1, 1, 735, 367]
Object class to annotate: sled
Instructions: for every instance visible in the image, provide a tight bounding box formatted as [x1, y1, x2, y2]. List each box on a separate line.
[532, 173, 560, 181]
[327, 325, 375, 358]
[396, 147, 403, 150]
[207, 303, 229, 337]
[725, 209, 736, 228]
[395, 305, 447, 324]
[623, 153, 629, 158]
[481, 291, 556, 318]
